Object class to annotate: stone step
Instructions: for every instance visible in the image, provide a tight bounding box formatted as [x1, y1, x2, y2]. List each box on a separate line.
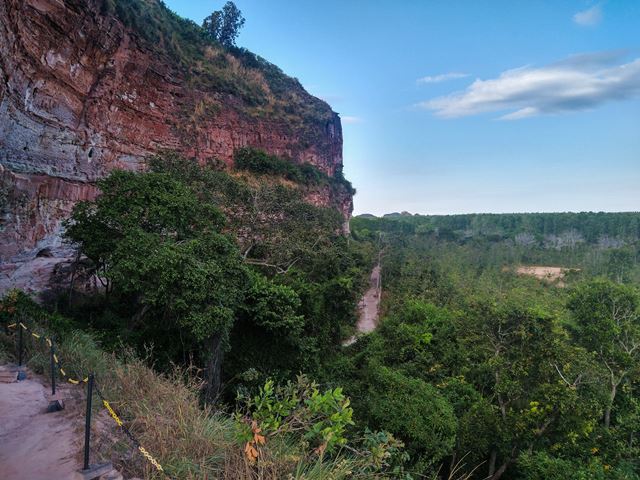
[100, 470, 124, 480]
[0, 373, 18, 383]
[0, 365, 25, 375]
[72, 462, 114, 480]
[0, 365, 23, 383]
[0, 366, 30, 382]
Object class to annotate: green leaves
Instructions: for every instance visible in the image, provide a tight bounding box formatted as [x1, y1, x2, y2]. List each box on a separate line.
[64, 154, 363, 403]
[242, 272, 303, 335]
[240, 375, 355, 453]
[365, 365, 457, 467]
[568, 279, 639, 362]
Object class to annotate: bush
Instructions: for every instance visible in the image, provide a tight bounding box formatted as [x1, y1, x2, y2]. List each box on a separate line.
[237, 376, 354, 455]
[365, 365, 457, 469]
[233, 147, 355, 195]
[234, 147, 314, 185]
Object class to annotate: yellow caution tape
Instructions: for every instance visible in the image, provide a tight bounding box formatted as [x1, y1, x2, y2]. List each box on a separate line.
[103, 400, 124, 427]
[102, 400, 165, 473]
[5, 321, 89, 387]
[138, 446, 165, 473]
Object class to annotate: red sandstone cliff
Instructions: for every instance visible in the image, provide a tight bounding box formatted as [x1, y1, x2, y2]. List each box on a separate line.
[0, 0, 352, 293]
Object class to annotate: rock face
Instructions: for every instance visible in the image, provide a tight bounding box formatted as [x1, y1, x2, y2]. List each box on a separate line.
[0, 0, 352, 295]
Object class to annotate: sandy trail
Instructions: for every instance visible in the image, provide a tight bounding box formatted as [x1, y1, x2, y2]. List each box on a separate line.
[344, 258, 382, 345]
[357, 264, 382, 334]
[0, 372, 83, 480]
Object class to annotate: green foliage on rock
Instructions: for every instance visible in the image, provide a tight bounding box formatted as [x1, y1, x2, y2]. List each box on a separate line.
[101, 0, 336, 124]
[234, 147, 355, 195]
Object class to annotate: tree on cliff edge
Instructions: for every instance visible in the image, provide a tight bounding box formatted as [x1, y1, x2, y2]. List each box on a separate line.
[64, 171, 248, 401]
[202, 1, 245, 48]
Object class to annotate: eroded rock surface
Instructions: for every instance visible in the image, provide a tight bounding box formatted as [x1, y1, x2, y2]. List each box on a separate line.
[0, 0, 352, 295]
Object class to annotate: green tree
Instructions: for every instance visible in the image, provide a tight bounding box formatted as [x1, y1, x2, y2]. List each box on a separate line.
[65, 170, 249, 400]
[462, 301, 594, 480]
[202, 1, 245, 47]
[568, 279, 640, 429]
[607, 249, 634, 283]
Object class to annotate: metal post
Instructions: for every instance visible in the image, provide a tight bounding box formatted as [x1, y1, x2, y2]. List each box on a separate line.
[83, 373, 95, 470]
[18, 325, 23, 366]
[50, 343, 56, 396]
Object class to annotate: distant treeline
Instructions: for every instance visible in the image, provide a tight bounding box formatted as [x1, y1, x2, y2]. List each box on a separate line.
[339, 211, 640, 478]
[354, 212, 640, 244]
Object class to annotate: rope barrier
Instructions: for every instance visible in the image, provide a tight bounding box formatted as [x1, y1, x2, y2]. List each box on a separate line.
[7, 322, 87, 384]
[94, 383, 167, 475]
[4, 321, 168, 477]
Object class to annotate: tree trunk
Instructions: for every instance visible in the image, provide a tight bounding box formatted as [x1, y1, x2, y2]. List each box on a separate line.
[490, 461, 509, 480]
[204, 333, 223, 403]
[604, 381, 617, 429]
[488, 450, 497, 478]
[448, 450, 458, 478]
[67, 251, 80, 305]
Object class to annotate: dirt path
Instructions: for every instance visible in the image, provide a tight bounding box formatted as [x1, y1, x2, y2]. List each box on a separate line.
[344, 257, 382, 346]
[0, 370, 83, 480]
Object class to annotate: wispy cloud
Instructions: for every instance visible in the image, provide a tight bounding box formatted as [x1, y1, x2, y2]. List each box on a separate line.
[419, 52, 640, 120]
[342, 116, 363, 124]
[573, 4, 603, 26]
[417, 72, 469, 84]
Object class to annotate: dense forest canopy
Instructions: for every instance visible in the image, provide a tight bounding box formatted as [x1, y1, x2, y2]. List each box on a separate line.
[334, 212, 640, 479]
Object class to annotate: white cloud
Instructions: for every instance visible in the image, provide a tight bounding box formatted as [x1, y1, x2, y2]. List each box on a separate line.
[419, 52, 640, 120]
[573, 5, 603, 26]
[342, 116, 363, 124]
[417, 72, 469, 84]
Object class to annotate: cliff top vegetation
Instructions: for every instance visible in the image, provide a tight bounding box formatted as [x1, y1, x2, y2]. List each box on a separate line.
[101, 0, 335, 132]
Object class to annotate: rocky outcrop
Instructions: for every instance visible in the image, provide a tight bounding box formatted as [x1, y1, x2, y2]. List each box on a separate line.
[0, 0, 352, 295]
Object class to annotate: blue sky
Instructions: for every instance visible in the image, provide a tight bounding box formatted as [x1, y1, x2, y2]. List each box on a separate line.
[164, 0, 640, 215]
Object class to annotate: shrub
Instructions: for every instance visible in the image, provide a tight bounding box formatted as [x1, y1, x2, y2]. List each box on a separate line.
[234, 147, 311, 184]
[237, 376, 354, 455]
[365, 365, 457, 468]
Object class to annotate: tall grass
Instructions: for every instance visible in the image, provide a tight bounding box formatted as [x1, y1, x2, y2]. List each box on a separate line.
[0, 323, 389, 479]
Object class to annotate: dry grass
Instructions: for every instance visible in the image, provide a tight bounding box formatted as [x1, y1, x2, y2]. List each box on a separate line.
[2, 328, 371, 480]
[48, 332, 234, 479]
[1, 327, 234, 479]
